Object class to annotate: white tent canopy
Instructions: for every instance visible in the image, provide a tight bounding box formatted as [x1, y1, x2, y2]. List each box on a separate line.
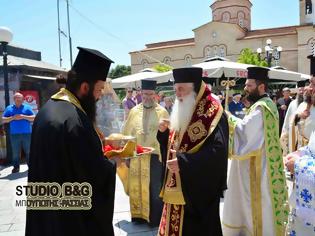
[111, 71, 159, 89]
[152, 59, 310, 83]
[269, 66, 311, 82]
[194, 60, 308, 82]
[112, 59, 311, 89]
[111, 69, 172, 89]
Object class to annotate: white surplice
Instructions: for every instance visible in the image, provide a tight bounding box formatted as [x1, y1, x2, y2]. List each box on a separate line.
[280, 99, 300, 154]
[282, 99, 299, 135]
[222, 106, 275, 236]
[296, 102, 315, 143]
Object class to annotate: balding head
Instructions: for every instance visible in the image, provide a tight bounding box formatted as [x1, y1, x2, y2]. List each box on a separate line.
[13, 92, 24, 107]
[13, 92, 23, 99]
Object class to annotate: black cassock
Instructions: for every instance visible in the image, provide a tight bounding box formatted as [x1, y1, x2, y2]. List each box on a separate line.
[158, 113, 229, 236]
[26, 99, 116, 236]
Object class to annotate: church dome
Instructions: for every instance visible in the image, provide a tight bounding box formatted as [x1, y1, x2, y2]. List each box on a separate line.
[210, 0, 252, 30]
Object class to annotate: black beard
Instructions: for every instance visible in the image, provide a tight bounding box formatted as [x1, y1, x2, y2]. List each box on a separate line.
[79, 91, 97, 123]
[246, 88, 261, 103]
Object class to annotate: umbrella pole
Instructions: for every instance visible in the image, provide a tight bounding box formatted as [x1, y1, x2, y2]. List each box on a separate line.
[225, 83, 229, 111]
[220, 78, 236, 111]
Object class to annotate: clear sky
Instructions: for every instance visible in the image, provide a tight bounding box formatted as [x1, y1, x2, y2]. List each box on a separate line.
[1, 0, 299, 70]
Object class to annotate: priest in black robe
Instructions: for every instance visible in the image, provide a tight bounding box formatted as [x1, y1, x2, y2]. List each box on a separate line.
[25, 47, 117, 236]
[157, 67, 229, 236]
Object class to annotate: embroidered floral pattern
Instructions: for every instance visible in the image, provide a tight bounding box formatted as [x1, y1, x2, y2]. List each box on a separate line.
[178, 144, 188, 153]
[251, 98, 289, 234]
[187, 120, 207, 142]
[294, 149, 315, 231]
[300, 189, 312, 203]
[196, 99, 206, 117]
[207, 103, 219, 117]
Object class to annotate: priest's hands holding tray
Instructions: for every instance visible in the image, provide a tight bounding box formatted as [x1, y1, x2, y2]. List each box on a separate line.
[103, 137, 136, 167]
[111, 156, 123, 167]
[103, 133, 155, 168]
[167, 149, 180, 173]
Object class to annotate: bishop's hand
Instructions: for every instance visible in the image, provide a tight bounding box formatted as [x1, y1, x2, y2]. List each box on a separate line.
[167, 149, 179, 173]
[159, 118, 170, 133]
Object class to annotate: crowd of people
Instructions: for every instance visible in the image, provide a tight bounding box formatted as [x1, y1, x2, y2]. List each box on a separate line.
[1, 46, 315, 236]
[122, 87, 174, 117]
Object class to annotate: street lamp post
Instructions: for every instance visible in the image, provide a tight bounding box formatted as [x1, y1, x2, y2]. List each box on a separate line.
[257, 39, 283, 67]
[0, 26, 13, 163]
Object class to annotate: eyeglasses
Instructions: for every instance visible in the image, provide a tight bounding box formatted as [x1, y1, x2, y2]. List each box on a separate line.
[127, 91, 133, 93]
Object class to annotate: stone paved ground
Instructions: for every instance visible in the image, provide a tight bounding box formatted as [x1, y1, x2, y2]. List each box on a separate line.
[0, 164, 158, 236]
[0, 162, 291, 236]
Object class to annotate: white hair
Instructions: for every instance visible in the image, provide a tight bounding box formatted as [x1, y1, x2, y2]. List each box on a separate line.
[170, 92, 196, 132]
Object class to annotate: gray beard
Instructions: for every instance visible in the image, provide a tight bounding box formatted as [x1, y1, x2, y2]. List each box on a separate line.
[143, 100, 155, 109]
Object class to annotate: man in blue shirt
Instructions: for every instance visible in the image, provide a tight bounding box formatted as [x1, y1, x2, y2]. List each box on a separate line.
[228, 93, 245, 118]
[2, 92, 35, 173]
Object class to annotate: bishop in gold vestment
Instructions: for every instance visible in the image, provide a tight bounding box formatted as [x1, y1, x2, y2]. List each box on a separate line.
[118, 80, 169, 226]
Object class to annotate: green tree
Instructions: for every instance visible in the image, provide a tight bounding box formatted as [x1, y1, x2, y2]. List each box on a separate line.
[237, 48, 268, 67]
[109, 65, 131, 79]
[153, 63, 173, 72]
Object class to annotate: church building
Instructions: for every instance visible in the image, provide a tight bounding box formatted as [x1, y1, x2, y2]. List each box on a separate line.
[129, 0, 315, 75]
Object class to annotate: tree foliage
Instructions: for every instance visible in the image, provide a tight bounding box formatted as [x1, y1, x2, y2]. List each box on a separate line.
[153, 63, 173, 73]
[109, 65, 131, 79]
[237, 48, 268, 67]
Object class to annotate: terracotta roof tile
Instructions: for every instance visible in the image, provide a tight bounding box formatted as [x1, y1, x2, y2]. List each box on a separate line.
[145, 38, 195, 48]
[241, 25, 299, 39]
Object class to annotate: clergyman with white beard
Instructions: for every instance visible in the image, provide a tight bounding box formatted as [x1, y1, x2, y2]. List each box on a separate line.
[157, 67, 229, 236]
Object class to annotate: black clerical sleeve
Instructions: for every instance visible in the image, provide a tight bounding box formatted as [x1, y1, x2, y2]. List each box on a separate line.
[26, 100, 116, 236]
[177, 113, 229, 216]
[66, 113, 116, 187]
[64, 111, 117, 235]
[157, 129, 170, 180]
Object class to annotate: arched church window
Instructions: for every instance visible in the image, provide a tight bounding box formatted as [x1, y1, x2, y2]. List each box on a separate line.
[239, 18, 244, 27]
[204, 46, 212, 58]
[213, 46, 218, 56]
[163, 56, 171, 65]
[238, 11, 245, 27]
[306, 0, 312, 14]
[184, 54, 192, 66]
[141, 59, 149, 69]
[222, 12, 230, 23]
[238, 11, 245, 18]
[219, 46, 226, 57]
